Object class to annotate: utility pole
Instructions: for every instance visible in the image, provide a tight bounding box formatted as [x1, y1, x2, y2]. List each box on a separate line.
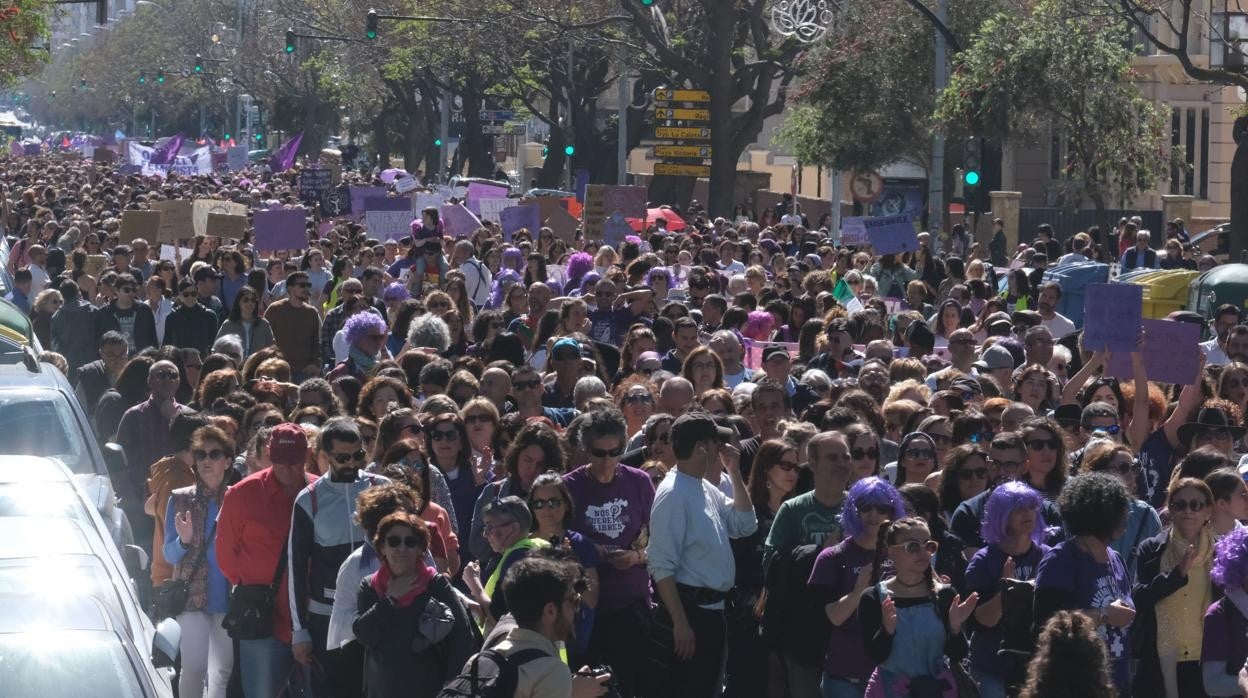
[566, 41, 575, 192]
[439, 87, 450, 183]
[616, 47, 627, 185]
[929, 0, 948, 236]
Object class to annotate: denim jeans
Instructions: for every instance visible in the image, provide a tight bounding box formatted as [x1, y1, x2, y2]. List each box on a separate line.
[413, 254, 449, 284]
[970, 667, 1006, 698]
[820, 673, 865, 698]
[238, 637, 305, 698]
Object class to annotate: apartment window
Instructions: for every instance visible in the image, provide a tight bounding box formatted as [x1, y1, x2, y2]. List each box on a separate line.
[1169, 105, 1210, 199]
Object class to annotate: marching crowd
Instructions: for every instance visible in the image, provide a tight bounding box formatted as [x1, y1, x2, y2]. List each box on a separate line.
[4, 152, 1248, 698]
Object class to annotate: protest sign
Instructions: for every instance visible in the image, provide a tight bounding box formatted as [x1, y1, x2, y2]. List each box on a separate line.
[84, 254, 108, 278]
[863, 215, 917, 254]
[1105, 318, 1201, 385]
[393, 175, 419, 194]
[477, 198, 517, 224]
[252, 209, 308, 251]
[298, 167, 333, 204]
[440, 203, 483, 237]
[500, 203, 541, 242]
[1082, 283, 1143, 353]
[226, 146, 249, 171]
[158, 244, 191, 263]
[545, 207, 579, 243]
[120, 210, 162, 243]
[363, 196, 414, 241]
[206, 213, 249, 240]
[349, 186, 389, 220]
[604, 212, 632, 249]
[92, 147, 116, 164]
[415, 193, 444, 215]
[192, 200, 247, 237]
[742, 338, 799, 370]
[150, 200, 194, 242]
[840, 217, 868, 245]
[465, 182, 509, 215]
[582, 185, 607, 240]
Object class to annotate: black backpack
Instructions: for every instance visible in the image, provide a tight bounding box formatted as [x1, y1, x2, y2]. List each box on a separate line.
[438, 647, 549, 698]
[761, 543, 830, 668]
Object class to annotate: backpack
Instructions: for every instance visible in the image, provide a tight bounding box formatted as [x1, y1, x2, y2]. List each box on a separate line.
[438, 646, 549, 698]
[761, 543, 830, 667]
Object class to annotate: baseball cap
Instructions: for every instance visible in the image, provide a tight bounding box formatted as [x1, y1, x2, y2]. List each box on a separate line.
[762, 345, 790, 363]
[552, 338, 582, 357]
[268, 422, 309, 466]
[780, 213, 802, 226]
[193, 266, 223, 282]
[974, 344, 1015, 371]
[671, 412, 735, 447]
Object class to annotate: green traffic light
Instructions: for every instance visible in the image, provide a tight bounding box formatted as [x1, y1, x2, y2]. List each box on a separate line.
[224, 133, 231, 140]
[964, 170, 980, 186]
[542, 146, 549, 158]
[564, 145, 575, 156]
[434, 138, 443, 147]
[641, 0, 654, 5]
[138, 72, 146, 84]
[255, 133, 263, 141]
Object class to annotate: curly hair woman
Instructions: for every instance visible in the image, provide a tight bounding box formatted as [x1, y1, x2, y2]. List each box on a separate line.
[467, 420, 567, 562]
[1018, 611, 1116, 698]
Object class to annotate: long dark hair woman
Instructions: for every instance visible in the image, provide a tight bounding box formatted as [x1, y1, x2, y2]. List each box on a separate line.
[468, 420, 567, 563]
[93, 355, 153, 444]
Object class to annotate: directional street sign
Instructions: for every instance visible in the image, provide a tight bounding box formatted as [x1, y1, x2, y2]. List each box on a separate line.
[478, 109, 516, 122]
[653, 89, 711, 102]
[654, 107, 711, 121]
[654, 126, 711, 140]
[653, 145, 711, 158]
[654, 163, 711, 177]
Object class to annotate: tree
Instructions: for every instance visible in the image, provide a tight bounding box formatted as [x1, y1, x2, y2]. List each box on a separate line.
[0, 0, 52, 88]
[935, 0, 1172, 227]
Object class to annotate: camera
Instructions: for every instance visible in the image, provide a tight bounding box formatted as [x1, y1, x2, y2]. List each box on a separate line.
[577, 664, 621, 698]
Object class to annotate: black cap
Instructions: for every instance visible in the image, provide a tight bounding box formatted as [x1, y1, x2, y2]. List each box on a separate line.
[193, 266, 223, 282]
[762, 345, 790, 363]
[671, 413, 735, 447]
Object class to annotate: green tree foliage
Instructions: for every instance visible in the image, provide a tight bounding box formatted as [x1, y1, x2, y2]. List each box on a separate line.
[0, 0, 52, 88]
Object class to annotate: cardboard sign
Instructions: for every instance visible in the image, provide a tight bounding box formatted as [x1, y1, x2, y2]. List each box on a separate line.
[363, 197, 414, 241]
[1105, 318, 1202, 385]
[545, 207, 579, 244]
[440, 203, 483, 237]
[582, 184, 607, 240]
[92, 147, 116, 164]
[84, 254, 108, 278]
[120, 210, 163, 243]
[394, 175, 420, 194]
[226, 146, 249, 171]
[1083, 283, 1143, 352]
[466, 182, 509, 215]
[252, 209, 308, 251]
[151, 200, 194, 242]
[477, 198, 516, 224]
[500, 203, 541, 242]
[863, 214, 917, 254]
[192, 200, 248, 237]
[206, 213, 249, 240]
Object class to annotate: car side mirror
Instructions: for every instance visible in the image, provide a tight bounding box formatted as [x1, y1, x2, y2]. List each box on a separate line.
[151, 617, 181, 669]
[103, 442, 127, 478]
[122, 544, 149, 577]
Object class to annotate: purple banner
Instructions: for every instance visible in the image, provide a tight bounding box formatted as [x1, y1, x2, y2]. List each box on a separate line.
[500, 203, 541, 242]
[465, 182, 509, 215]
[253, 209, 308, 251]
[150, 133, 184, 165]
[1105, 318, 1201, 385]
[440, 203, 483, 237]
[268, 132, 303, 172]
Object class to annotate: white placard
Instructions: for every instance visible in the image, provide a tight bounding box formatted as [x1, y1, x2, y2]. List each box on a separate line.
[365, 209, 413, 241]
[159, 244, 193, 262]
[394, 175, 420, 194]
[477, 197, 517, 224]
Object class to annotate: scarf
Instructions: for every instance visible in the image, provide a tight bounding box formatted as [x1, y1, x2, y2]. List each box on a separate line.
[350, 346, 378, 374]
[371, 561, 437, 609]
[169, 480, 225, 612]
[1157, 527, 1214, 698]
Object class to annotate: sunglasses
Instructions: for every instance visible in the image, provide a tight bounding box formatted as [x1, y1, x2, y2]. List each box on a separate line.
[331, 449, 367, 464]
[193, 448, 227, 461]
[385, 535, 423, 549]
[531, 497, 565, 510]
[1169, 498, 1207, 513]
[1086, 423, 1121, 435]
[1109, 459, 1142, 476]
[856, 503, 895, 516]
[513, 379, 542, 390]
[1026, 438, 1061, 451]
[252, 415, 283, 430]
[152, 369, 179, 380]
[958, 467, 990, 481]
[907, 448, 935, 460]
[429, 429, 459, 442]
[851, 448, 880, 461]
[890, 539, 939, 555]
[775, 459, 799, 472]
[590, 446, 625, 459]
[464, 414, 493, 425]
[623, 393, 654, 405]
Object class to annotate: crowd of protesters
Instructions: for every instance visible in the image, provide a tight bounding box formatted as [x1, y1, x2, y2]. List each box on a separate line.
[4, 151, 1248, 698]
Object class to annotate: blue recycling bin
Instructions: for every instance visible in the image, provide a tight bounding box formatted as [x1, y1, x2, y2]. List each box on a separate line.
[1042, 262, 1109, 328]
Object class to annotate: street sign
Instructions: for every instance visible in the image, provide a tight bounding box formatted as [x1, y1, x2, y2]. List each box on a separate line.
[653, 145, 711, 158]
[654, 126, 711, 140]
[653, 89, 710, 102]
[479, 109, 515, 122]
[654, 163, 711, 177]
[654, 107, 711, 121]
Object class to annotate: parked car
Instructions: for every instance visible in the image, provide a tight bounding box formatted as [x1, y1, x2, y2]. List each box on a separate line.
[1190, 222, 1230, 263]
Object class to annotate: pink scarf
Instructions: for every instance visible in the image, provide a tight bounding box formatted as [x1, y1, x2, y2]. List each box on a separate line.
[371, 561, 437, 608]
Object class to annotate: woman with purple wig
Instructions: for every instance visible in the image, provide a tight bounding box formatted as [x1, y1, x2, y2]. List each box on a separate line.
[1203, 525, 1248, 696]
[808, 476, 908, 697]
[963, 481, 1050, 698]
[326, 311, 389, 382]
[563, 252, 595, 296]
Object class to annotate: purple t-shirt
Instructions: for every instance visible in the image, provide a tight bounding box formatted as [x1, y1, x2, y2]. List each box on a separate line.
[1035, 541, 1133, 690]
[564, 464, 656, 611]
[964, 543, 1048, 679]
[1202, 597, 1248, 676]
[807, 539, 875, 682]
[587, 308, 650, 346]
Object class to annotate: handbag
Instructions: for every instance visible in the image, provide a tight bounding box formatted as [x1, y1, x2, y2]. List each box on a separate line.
[222, 542, 288, 640]
[153, 519, 216, 620]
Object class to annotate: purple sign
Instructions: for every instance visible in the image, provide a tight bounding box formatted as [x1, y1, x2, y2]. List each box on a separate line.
[440, 203, 483, 237]
[1083, 283, 1143, 353]
[863, 214, 917, 254]
[349, 186, 389, 220]
[1105, 318, 1201, 385]
[253, 209, 308, 251]
[362, 196, 411, 212]
[500, 204, 541, 242]
[465, 182, 509, 215]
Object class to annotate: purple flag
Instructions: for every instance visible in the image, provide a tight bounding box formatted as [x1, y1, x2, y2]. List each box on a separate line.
[150, 133, 184, 165]
[268, 132, 304, 172]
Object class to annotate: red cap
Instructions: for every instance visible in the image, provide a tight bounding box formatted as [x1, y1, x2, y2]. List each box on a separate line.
[268, 422, 308, 466]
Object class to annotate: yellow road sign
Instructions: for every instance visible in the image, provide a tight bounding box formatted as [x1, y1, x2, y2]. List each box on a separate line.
[654, 163, 711, 177]
[653, 89, 711, 102]
[654, 126, 711, 140]
[654, 107, 711, 121]
[653, 145, 711, 158]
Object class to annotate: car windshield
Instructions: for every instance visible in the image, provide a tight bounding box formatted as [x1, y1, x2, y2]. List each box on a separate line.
[0, 630, 143, 696]
[0, 392, 91, 474]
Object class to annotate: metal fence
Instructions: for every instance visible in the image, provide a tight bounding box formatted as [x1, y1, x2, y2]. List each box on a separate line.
[1018, 208, 1164, 241]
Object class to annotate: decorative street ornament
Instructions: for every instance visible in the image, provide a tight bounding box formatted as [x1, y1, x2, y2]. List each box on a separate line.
[770, 0, 836, 43]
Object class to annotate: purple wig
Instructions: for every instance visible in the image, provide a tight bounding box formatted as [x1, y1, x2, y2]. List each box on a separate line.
[742, 310, 776, 341]
[566, 252, 594, 284]
[382, 282, 410, 303]
[1212, 525, 1248, 589]
[842, 476, 908, 539]
[982, 481, 1047, 547]
[344, 311, 388, 347]
[501, 247, 525, 273]
[487, 269, 521, 309]
[577, 271, 602, 297]
[646, 266, 674, 289]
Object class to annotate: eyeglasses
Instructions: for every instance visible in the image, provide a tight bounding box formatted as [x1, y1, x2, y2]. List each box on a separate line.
[1109, 459, 1142, 476]
[483, 520, 516, 534]
[856, 503, 895, 516]
[958, 467, 990, 481]
[563, 592, 583, 610]
[851, 448, 880, 461]
[890, 539, 939, 555]
[513, 379, 542, 390]
[907, 448, 935, 460]
[385, 535, 423, 549]
[252, 415, 283, 431]
[532, 497, 565, 510]
[775, 459, 799, 472]
[464, 414, 493, 425]
[590, 446, 625, 459]
[623, 393, 654, 405]
[991, 458, 1022, 472]
[193, 448, 227, 461]
[1026, 438, 1061, 451]
[1169, 498, 1207, 513]
[330, 449, 366, 464]
[429, 429, 459, 442]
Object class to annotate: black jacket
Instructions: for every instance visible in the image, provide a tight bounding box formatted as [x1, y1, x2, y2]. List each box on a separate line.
[92, 301, 158, 353]
[354, 574, 478, 698]
[162, 302, 221, 356]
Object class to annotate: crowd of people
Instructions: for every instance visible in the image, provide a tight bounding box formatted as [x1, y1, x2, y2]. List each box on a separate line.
[4, 151, 1248, 698]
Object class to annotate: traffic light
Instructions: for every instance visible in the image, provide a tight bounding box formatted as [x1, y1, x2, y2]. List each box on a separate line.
[156, 69, 165, 84]
[641, 0, 655, 5]
[542, 146, 549, 158]
[366, 10, 379, 39]
[285, 29, 296, 53]
[963, 137, 982, 187]
[194, 54, 203, 73]
[255, 132, 264, 142]
[563, 144, 575, 156]
[433, 137, 443, 148]
[138, 71, 146, 84]
[223, 132, 231, 140]
[79, 79, 87, 89]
